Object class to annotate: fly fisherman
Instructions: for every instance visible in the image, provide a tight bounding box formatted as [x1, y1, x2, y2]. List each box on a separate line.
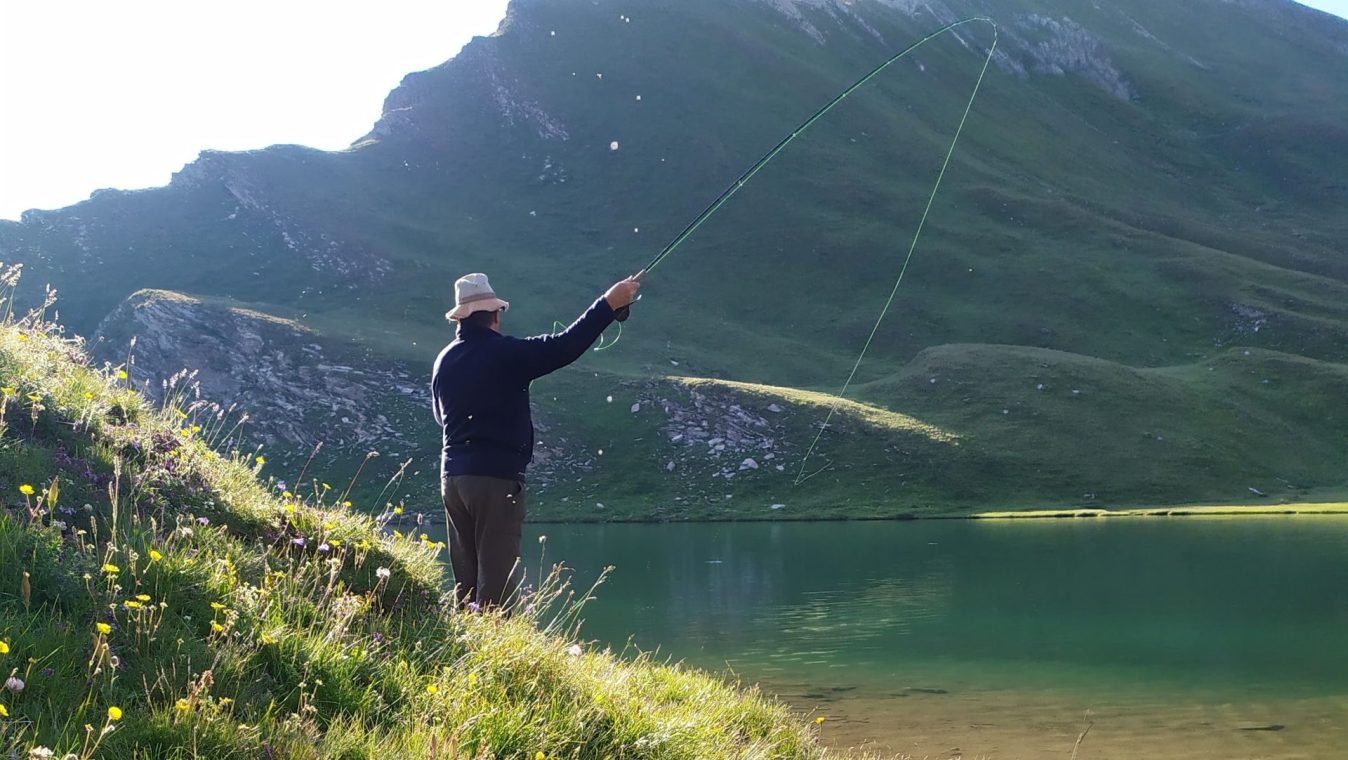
[432, 272, 641, 609]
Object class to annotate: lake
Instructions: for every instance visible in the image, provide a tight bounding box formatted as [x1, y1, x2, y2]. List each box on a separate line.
[437, 516, 1348, 758]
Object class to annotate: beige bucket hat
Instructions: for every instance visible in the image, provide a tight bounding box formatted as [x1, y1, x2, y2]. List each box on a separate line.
[446, 273, 511, 321]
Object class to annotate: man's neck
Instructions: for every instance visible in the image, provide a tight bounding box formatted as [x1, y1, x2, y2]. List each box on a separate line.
[456, 321, 500, 339]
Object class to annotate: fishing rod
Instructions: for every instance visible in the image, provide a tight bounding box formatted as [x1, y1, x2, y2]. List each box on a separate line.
[611, 16, 998, 326]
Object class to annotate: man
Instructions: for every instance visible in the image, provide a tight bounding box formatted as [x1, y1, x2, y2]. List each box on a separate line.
[431, 272, 641, 609]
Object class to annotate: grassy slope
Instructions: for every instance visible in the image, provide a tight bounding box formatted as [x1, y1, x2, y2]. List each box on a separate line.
[0, 303, 828, 757]
[3, 0, 1347, 515]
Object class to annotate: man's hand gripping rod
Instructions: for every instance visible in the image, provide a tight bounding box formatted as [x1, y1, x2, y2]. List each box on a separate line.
[612, 269, 646, 322]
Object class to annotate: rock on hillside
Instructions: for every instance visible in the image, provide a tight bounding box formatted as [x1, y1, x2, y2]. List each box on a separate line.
[93, 290, 423, 454]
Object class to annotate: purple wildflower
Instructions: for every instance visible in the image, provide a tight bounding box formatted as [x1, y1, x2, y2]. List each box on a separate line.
[196, 516, 209, 526]
[317, 543, 330, 553]
[291, 537, 306, 548]
[467, 602, 481, 613]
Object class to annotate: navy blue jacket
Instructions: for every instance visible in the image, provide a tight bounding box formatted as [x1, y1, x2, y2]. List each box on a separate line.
[432, 297, 615, 481]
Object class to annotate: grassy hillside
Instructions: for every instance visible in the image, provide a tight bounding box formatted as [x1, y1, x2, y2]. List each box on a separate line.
[3, 0, 1347, 515]
[0, 281, 829, 757]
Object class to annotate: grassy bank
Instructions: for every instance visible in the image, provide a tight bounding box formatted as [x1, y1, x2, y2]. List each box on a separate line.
[0, 280, 831, 758]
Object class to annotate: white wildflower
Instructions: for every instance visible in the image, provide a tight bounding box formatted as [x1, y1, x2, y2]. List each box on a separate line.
[375, 567, 391, 580]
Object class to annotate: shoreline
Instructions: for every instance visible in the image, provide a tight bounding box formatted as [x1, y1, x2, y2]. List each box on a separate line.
[517, 500, 1348, 524]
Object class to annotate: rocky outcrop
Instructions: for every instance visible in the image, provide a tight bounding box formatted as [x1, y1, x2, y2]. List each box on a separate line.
[93, 290, 421, 453]
[642, 382, 792, 484]
[1003, 14, 1133, 100]
[755, 0, 1133, 100]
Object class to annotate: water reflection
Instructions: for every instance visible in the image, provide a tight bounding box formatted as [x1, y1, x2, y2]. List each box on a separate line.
[426, 516, 1348, 701]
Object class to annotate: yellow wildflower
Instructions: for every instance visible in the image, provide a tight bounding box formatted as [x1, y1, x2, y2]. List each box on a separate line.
[107, 706, 123, 720]
[282, 491, 293, 499]
[0, 387, 13, 395]
[18, 485, 34, 496]
[394, 506, 404, 515]
[149, 550, 163, 562]
[0, 704, 7, 717]
[97, 623, 112, 634]
[210, 602, 226, 610]
[136, 594, 151, 602]
[116, 370, 128, 380]
[536, 753, 546, 760]
[0, 641, 8, 654]
[211, 621, 225, 633]
[426, 684, 438, 694]
[815, 716, 826, 725]
[175, 698, 191, 712]
[255, 455, 265, 465]
[102, 563, 120, 574]
[123, 600, 143, 609]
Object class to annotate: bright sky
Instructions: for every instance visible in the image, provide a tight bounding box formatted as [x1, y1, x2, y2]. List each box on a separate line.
[0, 1, 510, 220]
[1, 1, 1345, 221]
[1301, 0, 1348, 17]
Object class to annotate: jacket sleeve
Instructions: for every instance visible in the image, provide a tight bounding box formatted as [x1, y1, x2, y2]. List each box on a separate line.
[509, 297, 616, 380]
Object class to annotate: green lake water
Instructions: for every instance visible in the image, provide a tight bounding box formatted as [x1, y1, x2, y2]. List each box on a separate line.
[444, 516, 1348, 758]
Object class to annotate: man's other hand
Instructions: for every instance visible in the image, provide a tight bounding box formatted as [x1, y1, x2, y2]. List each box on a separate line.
[604, 276, 642, 310]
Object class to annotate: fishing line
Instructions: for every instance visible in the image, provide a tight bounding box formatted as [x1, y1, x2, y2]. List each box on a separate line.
[793, 20, 998, 484]
[579, 17, 997, 484]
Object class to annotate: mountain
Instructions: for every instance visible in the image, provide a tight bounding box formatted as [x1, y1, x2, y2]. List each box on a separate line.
[3, 0, 1347, 518]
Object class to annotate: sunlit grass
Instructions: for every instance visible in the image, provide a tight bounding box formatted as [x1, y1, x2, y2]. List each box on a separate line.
[668, 376, 960, 444]
[973, 503, 1348, 519]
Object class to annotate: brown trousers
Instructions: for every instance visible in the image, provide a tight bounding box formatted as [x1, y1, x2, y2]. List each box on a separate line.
[442, 475, 525, 609]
